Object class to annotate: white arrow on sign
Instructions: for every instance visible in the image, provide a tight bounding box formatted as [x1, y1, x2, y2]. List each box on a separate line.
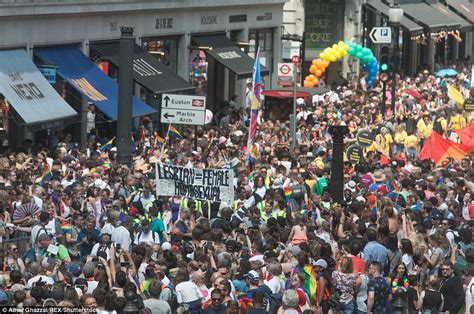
[369, 27, 392, 44]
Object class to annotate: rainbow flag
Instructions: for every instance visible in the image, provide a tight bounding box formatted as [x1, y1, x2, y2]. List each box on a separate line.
[99, 137, 114, 152]
[207, 135, 214, 150]
[40, 163, 53, 185]
[61, 222, 73, 234]
[246, 47, 262, 169]
[249, 144, 259, 163]
[168, 125, 183, 139]
[103, 161, 112, 171]
[236, 292, 254, 311]
[295, 265, 318, 305]
[155, 133, 165, 146]
[283, 186, 293, 201]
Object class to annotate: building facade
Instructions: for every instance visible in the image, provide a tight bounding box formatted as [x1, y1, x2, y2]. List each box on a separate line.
[0, 0, 287, 147]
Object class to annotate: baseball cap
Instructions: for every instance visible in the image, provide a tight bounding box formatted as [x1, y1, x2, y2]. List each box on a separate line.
[38, 233, 51, 242]
[287, 245, 301, 256]
[0, 290, 8, 304]
[100, 225, 113, 235]
[161, 242, 171, 251]
[245, 270, 260, 281]
[68, 263, 82, 277]
[312, 259, 328, 269]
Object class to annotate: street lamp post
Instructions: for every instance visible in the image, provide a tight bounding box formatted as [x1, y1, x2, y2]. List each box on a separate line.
[388, 1, 404, 114]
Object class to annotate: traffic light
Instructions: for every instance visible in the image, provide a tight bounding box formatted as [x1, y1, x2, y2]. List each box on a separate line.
[379, 45, 390, 73]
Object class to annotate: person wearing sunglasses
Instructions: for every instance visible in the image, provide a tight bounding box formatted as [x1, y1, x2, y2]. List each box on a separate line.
[438, 261, 464, 314]
[204, 288, 226, 314]
[3, 243, 25, 273]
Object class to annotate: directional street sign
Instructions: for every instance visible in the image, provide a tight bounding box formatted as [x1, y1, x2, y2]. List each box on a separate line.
[161, 94, 206, 125]
[369, 27, 392, 44]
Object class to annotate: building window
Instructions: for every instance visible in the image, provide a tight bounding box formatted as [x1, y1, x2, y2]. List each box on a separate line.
[142, 37, 178, 72]
[248, 28, 273, 70]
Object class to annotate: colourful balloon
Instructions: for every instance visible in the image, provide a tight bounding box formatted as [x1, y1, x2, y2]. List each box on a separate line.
[312, 59, 318, 66]
[315, 69, 322, 77]
[329, 54, 336, 62]
[313, 78, 319, 86]
[334, 51, 342, 59]
[309, 65, 317, 74]
[304, 80, 313, 88]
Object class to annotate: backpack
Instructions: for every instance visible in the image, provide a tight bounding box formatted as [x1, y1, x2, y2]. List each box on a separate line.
[161, 284, 178, 311]
[137, 231, 156, 244]
[258, 284, 283, 313]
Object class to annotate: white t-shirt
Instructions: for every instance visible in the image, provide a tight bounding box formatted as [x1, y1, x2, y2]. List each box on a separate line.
[264, 276, 285, 294]
[134, 230, 160, 245]
[87, 280, 99, 294]
[143, 298, 172, 314]
[175, 281, 203, 303]
[466, 277, 474, 314]
[27, 275, 54, 288]
[31, 224, 48, 248]
[402, 253, 414, 274]
[111, 226, 131, 252]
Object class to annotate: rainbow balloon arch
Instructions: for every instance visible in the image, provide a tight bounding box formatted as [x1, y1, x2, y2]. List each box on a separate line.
[304, 41, 379, 89]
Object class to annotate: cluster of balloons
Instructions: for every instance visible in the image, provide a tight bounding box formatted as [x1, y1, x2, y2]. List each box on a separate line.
[303, 41, 378, 88]
[304, 59, 330, 87]
[346, 42, 378, 88]
[304, 41, 348, 88]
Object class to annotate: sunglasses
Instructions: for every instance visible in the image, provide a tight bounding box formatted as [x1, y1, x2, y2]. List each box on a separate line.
[11, 248, 18, 251]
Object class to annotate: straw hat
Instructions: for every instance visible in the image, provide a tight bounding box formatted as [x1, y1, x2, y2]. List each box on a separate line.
[371, 170, 386, 182]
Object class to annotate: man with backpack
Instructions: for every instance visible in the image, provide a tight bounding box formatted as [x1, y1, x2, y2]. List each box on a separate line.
[134, 219, 160, 246]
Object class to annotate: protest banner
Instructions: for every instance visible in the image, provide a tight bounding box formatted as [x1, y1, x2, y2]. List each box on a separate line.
[155, 163, 234, 203]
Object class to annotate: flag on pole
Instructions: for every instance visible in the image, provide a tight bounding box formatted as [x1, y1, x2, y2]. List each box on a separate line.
[246, 47, 262, 168]
[40, 163, 53, 185]
[154, 133, 166, 146]
[168, 124, 183, 139]
[447, 84, 465, 108]
[99, 137, 114, 152]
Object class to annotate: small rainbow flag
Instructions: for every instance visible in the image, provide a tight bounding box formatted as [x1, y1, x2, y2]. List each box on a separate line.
[283, 186, 293, 201]
[61, 222, 73, 234]
[99, 137, 114, 152]
[40, 163, 53, 185]
[103, 161, 112, 171]
[168, 125, 183, 139]
[155, 133, 165, 146]
[248, 144, 259, 163]
[207, 135, 214, 150]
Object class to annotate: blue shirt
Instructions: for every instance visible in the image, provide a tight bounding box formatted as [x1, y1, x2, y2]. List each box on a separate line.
[368, 276, 390, 312]
[363, 241, 388, 267]
[77, 228, 101, 257]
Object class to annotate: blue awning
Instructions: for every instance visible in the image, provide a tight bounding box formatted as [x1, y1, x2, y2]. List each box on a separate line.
[34, 46, 156, 120]
[0, 49, 77, 127]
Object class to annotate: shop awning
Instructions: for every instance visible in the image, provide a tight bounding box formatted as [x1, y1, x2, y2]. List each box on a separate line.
[446, 0, 474, 24]
[192, 34, 270, 79]
[34, 46, 156, 120]
[400, 1, 460, 32]
[91, 42, 195, 95]
[429, 2, 473, 31]
[0, 49, 77, 127]
[365, 0, 423, 35]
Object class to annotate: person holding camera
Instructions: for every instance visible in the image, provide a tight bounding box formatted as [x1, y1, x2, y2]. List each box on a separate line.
[90, 225, 114, 261]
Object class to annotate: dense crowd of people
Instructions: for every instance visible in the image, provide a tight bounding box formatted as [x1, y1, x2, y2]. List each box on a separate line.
[0, 60, 473, 314]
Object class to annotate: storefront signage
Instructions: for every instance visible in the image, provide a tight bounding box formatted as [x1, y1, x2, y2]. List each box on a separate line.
[155, 18, 173, 29]
[217, 51, 241, 60]
[156, 163, 234, 203]
[229, 15, 247, 23]
[201, 16, 217, 25]
[356, 129, 375, 148]
[256, 12, 272, 21]
[304, 0, 344, 49]
[346, 144, 364, 164]
[464, 98, 474, 111]
[38, 65, 57, 84]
